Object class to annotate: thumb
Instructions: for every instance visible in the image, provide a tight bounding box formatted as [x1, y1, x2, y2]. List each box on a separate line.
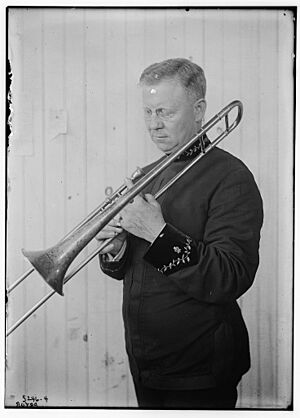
[144, 193, 159, 207]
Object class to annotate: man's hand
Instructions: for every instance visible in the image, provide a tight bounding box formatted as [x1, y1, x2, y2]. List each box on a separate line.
[95, 219, 127, 256]
[119, 178, 166, 243]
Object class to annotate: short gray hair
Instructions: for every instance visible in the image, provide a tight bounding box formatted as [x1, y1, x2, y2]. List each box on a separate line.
[139, 58, 206, 101]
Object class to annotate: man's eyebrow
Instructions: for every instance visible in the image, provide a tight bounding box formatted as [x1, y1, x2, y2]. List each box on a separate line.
[143, 105, 176, 112]
[144, 106, 167, 111]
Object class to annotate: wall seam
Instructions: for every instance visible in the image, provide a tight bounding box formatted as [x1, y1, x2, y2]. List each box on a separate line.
[41, 8, 48, 398]
[83, 9, 90, 406]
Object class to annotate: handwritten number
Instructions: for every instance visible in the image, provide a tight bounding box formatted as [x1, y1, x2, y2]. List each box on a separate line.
[16, 395, 48, 407]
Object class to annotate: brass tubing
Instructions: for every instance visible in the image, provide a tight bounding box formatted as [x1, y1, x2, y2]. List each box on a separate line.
[7, 168, 144, 294]
[20, 101, 242, 296]
[6, 101, 243, 335]
[7, 267, 35, 294]
[6, 237, 115, 337]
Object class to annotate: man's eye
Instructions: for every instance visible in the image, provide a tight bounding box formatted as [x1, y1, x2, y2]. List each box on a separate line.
[159, 109, 173, 119]
[144, 109, 152, 117]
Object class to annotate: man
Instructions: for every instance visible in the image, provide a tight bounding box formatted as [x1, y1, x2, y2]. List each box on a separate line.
[96, 58, 263, 409]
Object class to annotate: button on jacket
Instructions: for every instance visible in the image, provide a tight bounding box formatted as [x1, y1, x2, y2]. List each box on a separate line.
[100, 140, 264, 390]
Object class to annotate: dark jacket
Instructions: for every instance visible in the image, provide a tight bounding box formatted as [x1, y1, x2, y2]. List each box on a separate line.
[100, 141, 263, 390]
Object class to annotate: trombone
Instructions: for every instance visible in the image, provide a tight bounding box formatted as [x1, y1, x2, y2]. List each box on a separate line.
[6, 100, 243, 337]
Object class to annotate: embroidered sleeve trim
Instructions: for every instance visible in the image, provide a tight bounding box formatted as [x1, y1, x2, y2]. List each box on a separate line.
[143, 223, 198, 276]
[158, 236, 193, 273]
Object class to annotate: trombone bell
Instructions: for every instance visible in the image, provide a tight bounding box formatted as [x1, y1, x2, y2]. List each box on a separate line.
[22, 248, 66, 296]
[9, 100, 242, 314]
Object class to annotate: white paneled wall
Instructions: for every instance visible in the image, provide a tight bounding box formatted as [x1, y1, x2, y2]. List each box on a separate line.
[6, 8, 294, 408]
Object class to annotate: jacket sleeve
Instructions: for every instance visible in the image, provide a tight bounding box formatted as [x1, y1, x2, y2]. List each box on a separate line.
[144, 168, 264, 304]
[98, 240, 130, 281]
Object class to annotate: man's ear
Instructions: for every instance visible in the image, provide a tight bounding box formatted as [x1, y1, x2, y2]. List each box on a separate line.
[194, 99, 206, 123]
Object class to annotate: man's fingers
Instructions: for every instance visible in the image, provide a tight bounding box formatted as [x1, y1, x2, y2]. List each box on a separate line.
[111, 217, 123, 226]
[95, 227, 122, 241]
[144, 193, 159, 207]
[99, 243, 114, 254]
[105, 224, 122, 232]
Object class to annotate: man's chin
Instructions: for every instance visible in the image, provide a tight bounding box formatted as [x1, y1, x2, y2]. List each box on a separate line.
[156, 143, 176, 154]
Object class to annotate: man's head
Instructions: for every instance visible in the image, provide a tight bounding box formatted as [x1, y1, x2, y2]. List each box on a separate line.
[139, 58, 207, 154]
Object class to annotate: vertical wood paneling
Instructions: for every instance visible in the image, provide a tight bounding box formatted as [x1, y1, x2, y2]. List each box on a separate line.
[22, 8, 47, 399]
[184, 9, 205, 67]
[203, 9, 226, 145]
[64, 9, 88, 406]
[124, 9, 148, 405]
[125, 10, 148, 174]
[276, 10, 294, 408]
[43, 9, 67, 406]
[203, 9, 224, 113]
[257, 10, 279, 407]
[222, 10, 242, 156]
[143, 10, 166, 163]
[6, 8, 294, 409]
[6, 9, 26, 405]
[238, 10, 262, 407]
[85, 9, 108, 406]
[103, 9, 128, 407]
[165, 9, 185, 58]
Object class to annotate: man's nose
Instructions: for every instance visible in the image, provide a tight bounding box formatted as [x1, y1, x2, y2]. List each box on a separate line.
[149, 114, 164, 129]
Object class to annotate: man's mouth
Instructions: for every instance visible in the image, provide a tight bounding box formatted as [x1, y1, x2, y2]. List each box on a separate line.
[153, 135, 167, 139]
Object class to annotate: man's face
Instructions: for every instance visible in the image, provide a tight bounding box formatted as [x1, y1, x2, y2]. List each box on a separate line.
[142, 78, 205, 154]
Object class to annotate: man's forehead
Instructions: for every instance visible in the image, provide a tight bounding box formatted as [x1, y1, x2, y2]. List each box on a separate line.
[142, 78, 185, 101]
[143, 77, 178, 89]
